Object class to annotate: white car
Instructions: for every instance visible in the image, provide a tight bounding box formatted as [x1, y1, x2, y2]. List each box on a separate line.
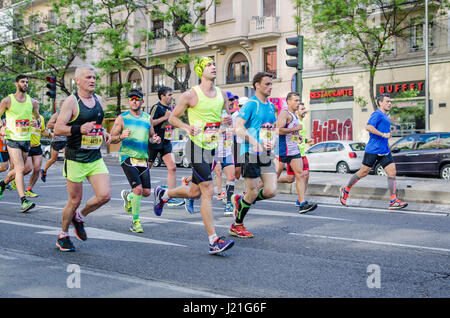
[305, 141, 366, 174]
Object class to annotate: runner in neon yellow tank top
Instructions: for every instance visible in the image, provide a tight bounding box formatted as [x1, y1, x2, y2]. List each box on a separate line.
[0, 75, 40, 212]
[153, 57, 235, 255]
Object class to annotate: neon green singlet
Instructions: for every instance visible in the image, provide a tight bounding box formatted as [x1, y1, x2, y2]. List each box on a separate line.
[6, 94, 33, 141]
[188, 86, 224, 150]
[298, 118, 307, 156]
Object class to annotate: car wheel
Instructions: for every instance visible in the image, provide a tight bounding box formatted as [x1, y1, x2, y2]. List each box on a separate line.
[182, 156, 190, 168]
[440, 164, 450, 180]
[153, 156, 161, 167]
[336, 161, 350, 174]
[375, 164, 387, 176]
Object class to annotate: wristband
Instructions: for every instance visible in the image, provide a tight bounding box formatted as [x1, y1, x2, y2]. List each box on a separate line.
[70, 125, 81, 136]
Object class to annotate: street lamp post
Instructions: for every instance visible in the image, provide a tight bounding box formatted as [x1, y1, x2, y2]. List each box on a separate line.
[425, 0, 430, 132]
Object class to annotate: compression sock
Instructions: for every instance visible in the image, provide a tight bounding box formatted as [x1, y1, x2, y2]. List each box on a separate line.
[388, 177, 397, 202]
[128, 192, 142, 221]
[345, 174, 360, 191]
[235, 197, 252, 224]
[253, 188, 267, 203]
[226, 182, 235, 203]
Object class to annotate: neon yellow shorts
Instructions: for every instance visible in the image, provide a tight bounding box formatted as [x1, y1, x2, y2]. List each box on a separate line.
[63, 158, 109, 183]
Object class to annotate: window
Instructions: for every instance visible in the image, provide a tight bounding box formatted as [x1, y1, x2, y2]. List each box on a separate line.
[439, 133, 450, 149]
[350, 143, 366, 151]
[127, 70, 142, 91]
[416, 134, 439, 150]
[29, 15, 39, 33]
[308, 143, 327, 154]
[199, 8, 206, 27]
[326, 143, 344, 152]
[215, 0, 233, 22]
[263, 46, 277, 78]
[152, 67, 164, 93]
[226, 53, 249, 84]
[263, 0, 276, 17]
[152, 20, 164, 39]
[410, 19, 434, 51]
[174, 64, 187, 90]
[391, 135, 417, 152]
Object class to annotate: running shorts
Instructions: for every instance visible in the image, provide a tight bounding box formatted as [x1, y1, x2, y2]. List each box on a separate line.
[212, 154, 234, 170]
[362, 152, 394, 169]
[287, 156, 309, 175]
[29, 145, 43, 157]
[233, 141, 242, 167]
[51, 140, 66, 151]
[121, 157, 151, 189]
[148, 141, 172, 163]
[241, 152, 275, 179]
[184, 139, 215, 185]
[63, 158, 109, 183]
[0, 151, 9, 163]
[7, 139, 30, 153]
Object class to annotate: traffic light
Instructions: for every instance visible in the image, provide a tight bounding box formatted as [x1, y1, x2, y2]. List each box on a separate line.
[46, 75, 56, 99]
[286, 35, 303, 70]
[286, 35, 304, 96]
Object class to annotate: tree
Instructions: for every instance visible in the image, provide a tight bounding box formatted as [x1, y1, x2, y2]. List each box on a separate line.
[294, 0, 450, 111]
[129, 0, 218, 93]
[0, 0, 100, 100]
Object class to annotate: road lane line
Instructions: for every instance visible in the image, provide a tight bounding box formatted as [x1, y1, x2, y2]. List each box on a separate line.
[289, 232, 450, 253]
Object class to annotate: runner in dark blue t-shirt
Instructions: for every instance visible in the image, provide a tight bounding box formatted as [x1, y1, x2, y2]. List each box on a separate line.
[339, 93, 408, 210]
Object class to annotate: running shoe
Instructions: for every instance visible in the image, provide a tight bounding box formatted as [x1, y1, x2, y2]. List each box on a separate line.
[389, 199, 408, 210]
[339, 186, 349, 206]
[56, 235, 75, 252]
[5, 184, 12, 191]
[10, 180, 16, 190]
[25, 190, 39, 198]
[153, 186, 166, 216]
[229, 223, 254, 238]
[167, 198, 185, 207]
[209, 237, 234, 255]
[121, 190, 132, 214]
[184, 198, 195, 214]
[130, 220, 144, 233]
[40, 169, 46, 182]
[0, 183, 5, 200]
[217, 192, 226, 201]
[21, 199, 35, 213]
[298, 201, 317, 214]
[181, 177, 190, 187]
[224, 202, 234, 216]
[72, 213, 87, 241]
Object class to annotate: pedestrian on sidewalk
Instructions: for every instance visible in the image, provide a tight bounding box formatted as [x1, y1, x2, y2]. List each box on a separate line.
[340, 93, 408, 210]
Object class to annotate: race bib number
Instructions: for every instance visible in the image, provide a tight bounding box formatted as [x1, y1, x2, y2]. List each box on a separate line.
[130, 157, 147, 167]
[164, 125, 173, 141]
[290, 132, 300, 143]
[223, 129, 234, 149]
[15, 119, 30, 136]
[81, 124, 103, 150]
[259, 123, 276, 143]
[203, 122, 220, 146]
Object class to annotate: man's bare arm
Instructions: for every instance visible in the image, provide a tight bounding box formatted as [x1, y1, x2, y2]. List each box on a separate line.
[169, 91, 193, 133]
[110, 116, 124, 144]
[46, 112, 59, 130]
[0, 97, 10, 119]
[54, 96, 77, 136]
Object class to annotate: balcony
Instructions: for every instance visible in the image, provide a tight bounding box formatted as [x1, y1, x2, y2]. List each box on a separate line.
[248, 16, 280, 40]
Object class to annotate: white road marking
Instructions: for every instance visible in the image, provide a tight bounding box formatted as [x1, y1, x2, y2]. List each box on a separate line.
[0, 219, 185, 247]
[289, 232, 450, 253]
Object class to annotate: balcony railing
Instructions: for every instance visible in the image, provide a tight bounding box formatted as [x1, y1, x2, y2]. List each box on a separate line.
[248, 16, 280, 39]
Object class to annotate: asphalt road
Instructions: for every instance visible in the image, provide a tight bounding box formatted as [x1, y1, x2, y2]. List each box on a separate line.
[0, 161, 449, 301]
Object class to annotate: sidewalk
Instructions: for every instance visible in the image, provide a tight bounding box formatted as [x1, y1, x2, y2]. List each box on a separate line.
[102, 151, 450, 206]
[252, 171, 450, 206]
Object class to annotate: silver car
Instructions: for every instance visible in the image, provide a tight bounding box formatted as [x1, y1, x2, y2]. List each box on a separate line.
[306, 141, 366, 174]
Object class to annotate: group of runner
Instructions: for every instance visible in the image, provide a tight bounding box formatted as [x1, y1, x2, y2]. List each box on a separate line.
[0, 57, 408, 256]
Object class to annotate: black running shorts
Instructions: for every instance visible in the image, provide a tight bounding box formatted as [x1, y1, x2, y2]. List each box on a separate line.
[184, 139, 215, 185]
[121, 157, 151, 189]
[362, 152, 394, 169]
[29, 145, 43, 157]
[148, 141, 172, 163]
[241, 152, 276, 179]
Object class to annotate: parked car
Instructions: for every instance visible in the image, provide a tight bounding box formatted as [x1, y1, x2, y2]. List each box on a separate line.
[373, 132, 450, 179]
[152, 139, 190, 168]
[41, 137, 64, 160]
[305, 141, 366, 174]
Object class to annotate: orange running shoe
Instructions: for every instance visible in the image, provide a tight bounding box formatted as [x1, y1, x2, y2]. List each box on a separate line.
[229, 223, 254, 238]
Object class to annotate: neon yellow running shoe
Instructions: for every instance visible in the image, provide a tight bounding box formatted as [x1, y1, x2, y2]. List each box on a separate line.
[130, 220, 143, 233]
[121, 190, 132, 214]
[25, 190, 39, 198]
[11, 180, 16, 190]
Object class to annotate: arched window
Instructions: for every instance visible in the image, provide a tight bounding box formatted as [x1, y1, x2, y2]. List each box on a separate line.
[128, 70, 142, 90]
[226, 53, 249, 84]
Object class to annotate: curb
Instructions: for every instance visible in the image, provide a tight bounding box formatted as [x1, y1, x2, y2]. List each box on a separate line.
[232, 179, 450, 206]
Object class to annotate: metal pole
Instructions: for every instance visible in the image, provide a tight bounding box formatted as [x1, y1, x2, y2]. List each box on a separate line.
[425, 0, 429, 132]
[145, 11, 150, 113]
[297, 35, 303, 102]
